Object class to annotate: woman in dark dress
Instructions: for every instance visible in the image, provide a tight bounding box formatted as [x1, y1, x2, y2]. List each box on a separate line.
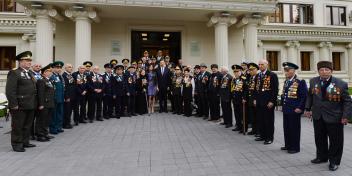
[135, 69, 148, 115]
[182, 68, 195, 117]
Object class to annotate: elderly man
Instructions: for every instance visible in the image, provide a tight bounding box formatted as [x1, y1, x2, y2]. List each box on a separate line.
[62, 64, 75, 129]
[30, 63, 42, 140]
[72, 65, 88, 124]
[219, 66, 233, 128]
[305, 61, 352, 171]
[281, 62, 307, 154]
[6, 51, 37, 152]
[254, 59, 279, 145]
[88, 66, 104, 122]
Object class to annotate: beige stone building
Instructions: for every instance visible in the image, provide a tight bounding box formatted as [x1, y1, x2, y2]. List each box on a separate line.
[0, 0, 352, 92]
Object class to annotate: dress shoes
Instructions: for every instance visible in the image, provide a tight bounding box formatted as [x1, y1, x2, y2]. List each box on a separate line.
[255, 137, 264, 141]
[329, 163, 339, 171]
[23, 143, 36, 148]
[311, 158, 328, 164]
[247, 131, 255, 135]
[280, 147, 288, 150]
[45, 135, 54, 139]
[287, 150, 299, 154]
[37, 136, 50, 142]
[12, 145, 25, 152]
[225, 124, 233, 128]
[57, 129, 64, 133]
[264, 140, 273, 145]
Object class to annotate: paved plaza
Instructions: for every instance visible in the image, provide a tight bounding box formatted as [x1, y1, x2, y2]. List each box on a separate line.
[0, 111, 351, 176]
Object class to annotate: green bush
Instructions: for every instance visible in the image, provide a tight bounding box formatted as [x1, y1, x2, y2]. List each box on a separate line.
[349, 87, 352, 95]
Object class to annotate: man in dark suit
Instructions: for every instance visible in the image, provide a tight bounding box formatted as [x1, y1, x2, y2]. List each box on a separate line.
[305, 61, 352, 171]
[6, 51, 37, 152]
[72, 65, 88, 124]
[102, 63, 114, 119]
[208, 64, 222, 121]
[197, 63, 211, 119]
[156, 59, 171, 113]
[219, 67, 233, 128]
[254, 59, 279, 145]
[281, 62, 307, 154]
[62, 64, 75, 129]
[245, 63, 259, 136]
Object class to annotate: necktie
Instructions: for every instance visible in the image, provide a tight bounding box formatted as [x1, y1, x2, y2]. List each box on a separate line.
[161, 67, 164, 75]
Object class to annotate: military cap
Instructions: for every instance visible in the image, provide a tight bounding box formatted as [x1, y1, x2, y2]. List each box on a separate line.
[210, 64, 218, 69]
[165, 56, 170, 60]
[151, 57, 156, 60]
[131, 61, 137, 65]
[83, 61, 93, 67]
[138, 60, 143, 64]
[16, 51, 32, 61]
[104, 63, 113, 68]
[231, 64, 243, 71]
[200, 63, 207, 68]
[110, 59, 118, 65]
[52, 61, 64, 68]
[114, 65, 124, 70]
[41, 63, 52, 74]
[248, 63, 259, 70]
[184, 68, 190, 72]
[194, 65, 200, 69]
[241, 61, 248, 65]
[122, 58, 130, 64]
[317, 61, 333, 70]
[128, 66, 135, 69]
[282, 62, 299, 70]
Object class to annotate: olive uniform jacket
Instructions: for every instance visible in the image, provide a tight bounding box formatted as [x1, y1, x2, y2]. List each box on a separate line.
[37, 78, 55, 108]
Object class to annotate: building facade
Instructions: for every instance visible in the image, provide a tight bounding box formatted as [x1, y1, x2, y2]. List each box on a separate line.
[0, 0, 352, 92]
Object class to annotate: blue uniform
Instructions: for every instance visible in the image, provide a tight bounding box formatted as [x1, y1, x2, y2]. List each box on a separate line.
[49, 73, 65, 134]
[281, 75, 307, 152]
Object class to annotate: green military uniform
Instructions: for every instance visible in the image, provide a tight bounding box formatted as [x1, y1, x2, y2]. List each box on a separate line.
[5, 51, 37, 152]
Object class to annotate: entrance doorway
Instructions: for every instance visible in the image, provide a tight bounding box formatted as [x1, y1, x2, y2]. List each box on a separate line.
[131, 31, 181, 64]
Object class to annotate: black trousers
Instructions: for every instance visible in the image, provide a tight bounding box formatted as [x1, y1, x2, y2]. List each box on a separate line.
[10, 109, 35, 147]
[248, 105, 257, 133]
[136, 92, 148, 114]
[194, 94, 200, 115]
[93, 95, 103, 119]
[158, 88, 168, 112]
[63, 100, 73, 127]
[313, 118, 344, 165]
[30, 111, 38, 137]
[199, 92, 209, 117]
[173, 95, 182, 114]
[103, 95, 113, 118]
[36, 108, 53, 137]
[87, 94, 96, 120]
[208, 93, 220, 120]
[183, 97, 192, 116]
[221, 100, 232, 126]
[72, 99, 80, 124]
[114, 96, 123, 117]
[233, 102, 243, 129]
[127, 95, 136, 114]
[79, 96, 87, 121]
[283, 113, 301, 152]
[257, 104, 275, 141]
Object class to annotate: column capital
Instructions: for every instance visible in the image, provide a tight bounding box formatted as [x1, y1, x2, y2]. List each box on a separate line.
[257, 40, 263, 47]
[25, 8, 63, 21]
[346, 43, 352, 49]
[65, 9, 100, 23]
[318, 41, 333, 48]
[207, 14, 237, 27]
[236, 16, 266, 28]
[285, 41, 300, 48]
[22, 33, 36, 41]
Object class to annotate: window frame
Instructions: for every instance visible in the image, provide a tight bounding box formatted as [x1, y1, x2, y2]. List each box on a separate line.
[269, 3, 314, 25]
[326, 5, 346, 26]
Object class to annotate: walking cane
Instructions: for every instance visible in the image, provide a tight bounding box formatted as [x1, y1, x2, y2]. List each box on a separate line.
[242, 101, 246, 135]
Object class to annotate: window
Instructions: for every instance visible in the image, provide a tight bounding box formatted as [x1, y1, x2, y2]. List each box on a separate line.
[266, 51, 279, 71]
[0, 46, 16, 70]
[332, 52, 342, 71]
[0, 0, 24, 12]
[269, 3, 314, 24]
[300, 52, 312, 71]
[326, 6, 346, 26]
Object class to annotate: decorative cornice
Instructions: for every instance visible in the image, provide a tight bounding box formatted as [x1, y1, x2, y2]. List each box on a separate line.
[207, 14, 237, 27]
[64, 9, 100, 23]
[285, 41, 300, 48]
[318, 41, 333, 48]
[24, 8, 64, 21]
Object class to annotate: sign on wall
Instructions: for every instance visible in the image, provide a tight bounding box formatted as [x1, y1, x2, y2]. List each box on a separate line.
[111, 40, 121, 56]
[190, 41, 200, 57]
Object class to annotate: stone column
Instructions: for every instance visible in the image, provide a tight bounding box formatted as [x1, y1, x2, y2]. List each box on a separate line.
[346, 43, 352, 83]
[208, 14, 237, 68]
[318, 42, 333, 61]
[285, 41, 300, 64]
[22, 33, 36, 59]
[25, 8, 63, 65]
[237, 16, 266, 63]
[65, 9, 99, 68]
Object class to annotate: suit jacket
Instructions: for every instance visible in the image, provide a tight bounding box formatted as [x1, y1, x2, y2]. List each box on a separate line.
[196, 71, 211, 94]
[156, 66, 171, 90]
[62, 71, 76, 101]
[102, 72, 113, 96]
[111, 74, 126, 97]
[219, 74, 233, 102]
[72, 72, 87, 98]
[37, 77, 55, 108]
[208, 72, 222, 95]
[305, 76, 352, 123]
[255, 70, 279, 106]
[6, 67, 37, 110]
[281, 75, 307, 114]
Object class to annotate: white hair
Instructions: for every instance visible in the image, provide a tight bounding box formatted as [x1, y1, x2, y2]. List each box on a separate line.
[221, 66, 229, 72]
[258, 59, 268, 65]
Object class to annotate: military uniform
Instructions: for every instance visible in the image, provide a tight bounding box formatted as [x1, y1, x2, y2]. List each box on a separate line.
[36, 64, 55, 142]
[193, 65, 201, 116]
[245, 63, 259, 135]
[49, 61, 65, 134]
[30, 70, 42, 140]
[197, 64, 211, 119]
[281, 62, 307, 153]
[182, 72, 194, 117]
[208, 64, 221, 121]
[62, 70, 75, 129]
[231, 65, 247, 133]
[102, 64, 114, 119]
[89, 72, 104, 122]
[219, 73, 233, 128]
[306, 61, 352, 171]
[125, 67, 137, 116]
[72, 71, 88, 124]
[112, 66, 126, 118]
[6, 51, 37, 152]
[254, 68, 279, 144]
[171, 72, 183, 115]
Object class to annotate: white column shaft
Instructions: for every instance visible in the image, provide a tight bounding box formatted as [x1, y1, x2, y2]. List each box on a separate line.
[215, 23, 229, 67]
[36, 15, 53, 65]
[287, 47, 297, 63]
[245, 23, 257, 63]
[75, 17, 91, 68]
[347, 47, 352, 83]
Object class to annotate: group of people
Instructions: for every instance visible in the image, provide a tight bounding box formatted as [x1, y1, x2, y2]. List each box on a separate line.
[5, 50, 351, 171]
